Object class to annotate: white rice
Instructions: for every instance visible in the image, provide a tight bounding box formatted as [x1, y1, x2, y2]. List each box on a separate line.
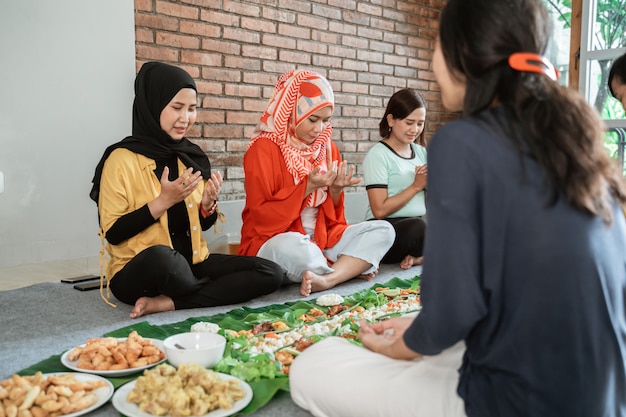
[190, 322, 221, 334]
[315, 293, 344, 306]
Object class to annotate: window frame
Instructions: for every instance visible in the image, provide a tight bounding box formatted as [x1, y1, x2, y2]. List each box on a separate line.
[576, 0, 626, 129]
[569, 0, 626, 174]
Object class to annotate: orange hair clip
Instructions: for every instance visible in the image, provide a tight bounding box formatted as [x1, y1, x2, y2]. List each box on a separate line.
[508, 52, 559, 81]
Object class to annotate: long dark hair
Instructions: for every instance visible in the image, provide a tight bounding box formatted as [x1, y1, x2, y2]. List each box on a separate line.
[379, 88, 427, 146]
[439, 0, 626, 221]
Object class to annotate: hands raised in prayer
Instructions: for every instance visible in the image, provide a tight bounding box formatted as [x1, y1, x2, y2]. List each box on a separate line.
[201, 171, 223, 211]
[149, 167, 202, 218]
[412, 164, 427, 192]
[306, 160, 361, 199]
[149, 167, 221, 219]
[330, 161, 361, 194]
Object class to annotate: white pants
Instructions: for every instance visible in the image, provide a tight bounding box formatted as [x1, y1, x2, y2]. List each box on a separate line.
[290, 337, 467, 417]
[257, 221, 395, 283]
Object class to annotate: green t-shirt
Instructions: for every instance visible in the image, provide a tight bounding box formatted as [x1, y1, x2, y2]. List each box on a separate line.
[362, 141, 427, 220]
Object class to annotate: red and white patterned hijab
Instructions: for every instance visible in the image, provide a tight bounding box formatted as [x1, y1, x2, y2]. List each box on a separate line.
[250, 69, 334, 207]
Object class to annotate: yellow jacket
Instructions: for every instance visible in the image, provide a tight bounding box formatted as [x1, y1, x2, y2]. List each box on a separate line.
[98, 148, 209, 280]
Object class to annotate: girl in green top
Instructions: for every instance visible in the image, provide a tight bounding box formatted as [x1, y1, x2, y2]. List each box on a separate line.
[363, 89, 427, 269]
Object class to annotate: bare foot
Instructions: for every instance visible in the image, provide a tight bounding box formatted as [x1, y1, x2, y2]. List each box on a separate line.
[300, 271, 331, 296]
[357, 269, 378, 281]
[130, 295, 175, 319]
[400, 255, 423, 270]
[300, 272, 313, 296]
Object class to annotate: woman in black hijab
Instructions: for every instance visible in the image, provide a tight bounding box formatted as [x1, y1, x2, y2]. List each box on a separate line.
[91, 62, 284, 318]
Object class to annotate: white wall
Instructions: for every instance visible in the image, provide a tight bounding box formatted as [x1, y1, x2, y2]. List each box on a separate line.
[0, 1, 370, 280]
[0, 1, 135, 271]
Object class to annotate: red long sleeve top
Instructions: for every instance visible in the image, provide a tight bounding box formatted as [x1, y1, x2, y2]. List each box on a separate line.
[239, 137, 349, 256]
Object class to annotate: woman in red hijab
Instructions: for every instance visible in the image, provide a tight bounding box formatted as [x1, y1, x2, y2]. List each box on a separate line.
[240, 69, 395, 296]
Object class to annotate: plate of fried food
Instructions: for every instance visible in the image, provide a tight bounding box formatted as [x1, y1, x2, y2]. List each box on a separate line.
[112, 363, 253, 417]
[0, 371, 114, 417]
[60, 330, 166, 377]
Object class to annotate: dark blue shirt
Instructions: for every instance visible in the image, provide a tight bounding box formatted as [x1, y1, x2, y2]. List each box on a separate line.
[404, 107, 626, 417]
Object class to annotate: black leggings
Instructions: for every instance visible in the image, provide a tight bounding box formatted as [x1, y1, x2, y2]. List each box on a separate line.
[109, 245, 285, 309]
[379, 217, 426, 264]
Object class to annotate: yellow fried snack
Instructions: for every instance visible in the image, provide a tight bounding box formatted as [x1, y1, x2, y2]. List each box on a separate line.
[0, 372, 106, 417]
[68, 331, 164, 371]
[127, 363, 245, 416]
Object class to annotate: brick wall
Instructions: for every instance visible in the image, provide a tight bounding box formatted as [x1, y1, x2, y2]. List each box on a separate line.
[134, 0, 457, 200]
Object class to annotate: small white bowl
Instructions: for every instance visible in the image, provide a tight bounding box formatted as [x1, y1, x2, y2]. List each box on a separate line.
[163, 332, 226, 368]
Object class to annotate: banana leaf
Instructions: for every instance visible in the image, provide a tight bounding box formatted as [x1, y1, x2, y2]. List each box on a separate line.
[15, 275, 419, 415]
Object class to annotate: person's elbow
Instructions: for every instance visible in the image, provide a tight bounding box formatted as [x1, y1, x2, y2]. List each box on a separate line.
[370, 206, 387, 219]
[104, 229, 124, 245]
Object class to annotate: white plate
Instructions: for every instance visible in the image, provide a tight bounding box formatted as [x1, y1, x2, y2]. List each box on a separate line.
[42, 372, 113, 417]
[61, 338, 166, 377]
[112, 373, 253, 417]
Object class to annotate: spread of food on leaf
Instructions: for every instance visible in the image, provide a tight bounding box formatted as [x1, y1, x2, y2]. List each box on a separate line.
[196, 282, 421, 381]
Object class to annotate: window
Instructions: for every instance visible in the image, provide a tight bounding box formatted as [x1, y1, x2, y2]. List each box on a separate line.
[546, 0, 626, 173]
[544, 1, 572, 88]
[579, 1, 626, 119]
[579, 0, 626, 172]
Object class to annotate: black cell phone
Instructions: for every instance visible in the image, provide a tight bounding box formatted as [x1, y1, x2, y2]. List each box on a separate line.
[61, 274, 100, 284]
[74, 280, 106, 291]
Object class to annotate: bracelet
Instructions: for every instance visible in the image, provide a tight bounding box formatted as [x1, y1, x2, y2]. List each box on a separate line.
[200, 200, 218, 218]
